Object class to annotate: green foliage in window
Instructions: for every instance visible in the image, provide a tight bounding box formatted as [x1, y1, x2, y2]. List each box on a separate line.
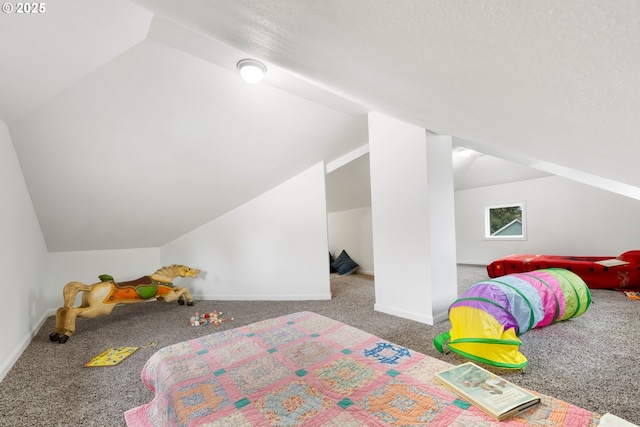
[489, 206, 522, 235]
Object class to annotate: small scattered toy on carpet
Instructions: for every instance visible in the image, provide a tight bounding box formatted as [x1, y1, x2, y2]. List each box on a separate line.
[190, 310, 233, 327]
[84, 347, 138, 367]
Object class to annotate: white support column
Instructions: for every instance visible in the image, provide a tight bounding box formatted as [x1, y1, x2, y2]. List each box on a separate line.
[368, 112, 457, 324]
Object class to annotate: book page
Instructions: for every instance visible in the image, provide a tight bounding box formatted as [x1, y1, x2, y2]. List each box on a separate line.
[483, 388, 529, 410]
[594, 259, 629, 267]
[436, 363, 538, 415]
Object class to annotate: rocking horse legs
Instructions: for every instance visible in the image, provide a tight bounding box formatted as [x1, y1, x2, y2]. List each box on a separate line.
[182, 287, 195, 306]
[50, 307, 72, 343]
[160, 287, 194, 306]
[177, 294, 194, 306]
[50, 303, 117, 343]
[49, 333, 68, 343]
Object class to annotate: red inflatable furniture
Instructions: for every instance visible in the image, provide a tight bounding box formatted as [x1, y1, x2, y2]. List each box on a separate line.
[487, 250, 640, 290]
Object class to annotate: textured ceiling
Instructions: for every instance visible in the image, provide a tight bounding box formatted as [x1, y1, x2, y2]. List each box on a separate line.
[129, 0, 639, 184]
[1, 0, 638, 251]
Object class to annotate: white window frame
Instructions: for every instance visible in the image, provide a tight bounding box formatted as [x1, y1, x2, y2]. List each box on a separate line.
[484, 201, 527, 240]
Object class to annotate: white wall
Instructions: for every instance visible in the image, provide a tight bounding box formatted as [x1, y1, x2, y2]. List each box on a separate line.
[455, 175, 640, 264]
[0, 120, 48, 382]
[161, 162, 331, 300]
[1, 161, 330, 380]
[44, 248, 161, 309]
[327, 206, 374, 275]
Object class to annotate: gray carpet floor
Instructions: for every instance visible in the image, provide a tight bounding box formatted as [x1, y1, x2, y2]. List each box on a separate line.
[0, 265, 638, 426]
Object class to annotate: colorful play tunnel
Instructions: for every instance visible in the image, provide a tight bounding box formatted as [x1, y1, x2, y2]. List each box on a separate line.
[434, 268, 592, 369]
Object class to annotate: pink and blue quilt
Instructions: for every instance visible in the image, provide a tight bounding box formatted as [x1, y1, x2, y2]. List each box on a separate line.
[125, 311, 600, 426]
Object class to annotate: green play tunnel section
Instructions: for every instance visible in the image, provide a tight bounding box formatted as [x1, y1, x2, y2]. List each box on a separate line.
[434, 268, 592, 369]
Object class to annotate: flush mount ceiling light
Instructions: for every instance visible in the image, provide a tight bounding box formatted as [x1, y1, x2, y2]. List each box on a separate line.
[456, 147, 476, 157]
[237, 59, 267, 84]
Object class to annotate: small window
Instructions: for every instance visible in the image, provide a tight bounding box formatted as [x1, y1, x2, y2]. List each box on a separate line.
[485, 202, 526, 240]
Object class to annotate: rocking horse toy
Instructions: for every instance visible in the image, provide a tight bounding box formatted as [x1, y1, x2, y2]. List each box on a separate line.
[49, 264, 200, 343]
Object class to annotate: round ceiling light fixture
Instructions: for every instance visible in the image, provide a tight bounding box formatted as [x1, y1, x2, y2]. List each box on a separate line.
[237, 59, 267, 84]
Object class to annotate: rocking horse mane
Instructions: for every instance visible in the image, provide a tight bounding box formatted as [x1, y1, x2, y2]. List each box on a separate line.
[154, 264, 189, 277]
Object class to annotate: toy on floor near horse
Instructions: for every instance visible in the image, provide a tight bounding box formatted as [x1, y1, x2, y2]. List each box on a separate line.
[434, 268, 592, 370]
[49, 264, 200, 343]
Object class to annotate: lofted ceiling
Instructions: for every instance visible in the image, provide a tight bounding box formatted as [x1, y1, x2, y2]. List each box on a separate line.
[1, 0, 638, 251]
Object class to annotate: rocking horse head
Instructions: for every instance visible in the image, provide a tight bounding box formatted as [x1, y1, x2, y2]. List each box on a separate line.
[153, 264, 200, 281]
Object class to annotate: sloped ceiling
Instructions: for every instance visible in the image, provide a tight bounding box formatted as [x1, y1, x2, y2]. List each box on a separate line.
[2, 0, 638, 251]
[0, 0, 152, 124]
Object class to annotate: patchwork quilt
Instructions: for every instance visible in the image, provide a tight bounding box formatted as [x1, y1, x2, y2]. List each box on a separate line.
[125, 311, 600, 426]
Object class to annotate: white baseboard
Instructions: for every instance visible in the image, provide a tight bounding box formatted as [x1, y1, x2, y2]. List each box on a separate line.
[374, 303, 448, 325]
[0, 308, 56, 383]
[356, 270, 374, 276]
[193, 293, 332, 301]
[456, 261, 488, 267]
